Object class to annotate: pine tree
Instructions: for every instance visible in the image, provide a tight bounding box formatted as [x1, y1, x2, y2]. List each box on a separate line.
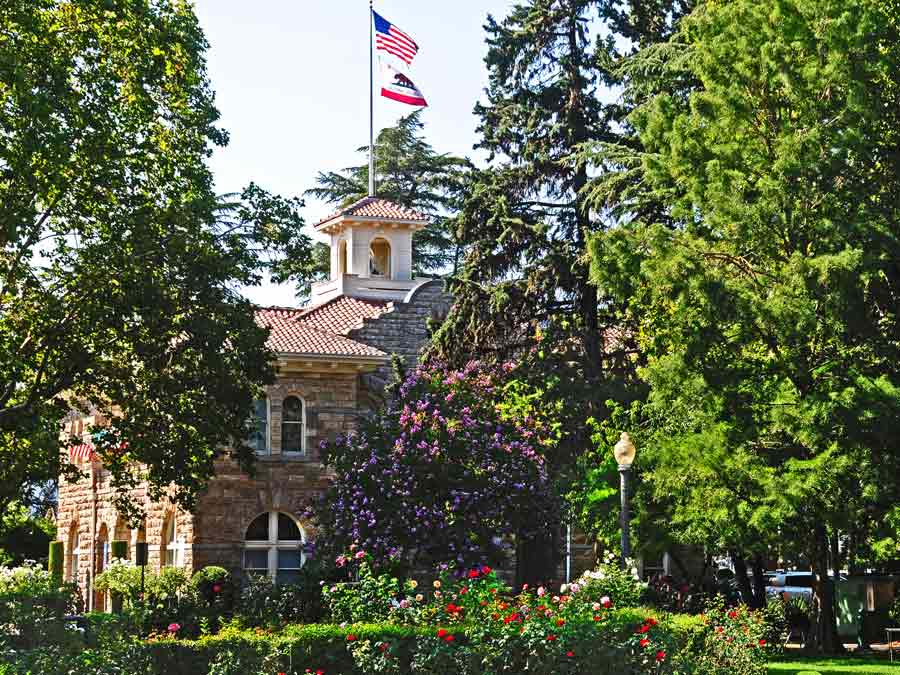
[585, 0, 900, 652]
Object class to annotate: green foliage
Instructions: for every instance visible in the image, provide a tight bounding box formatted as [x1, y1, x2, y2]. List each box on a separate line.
[673, 598, 770, 675]
[581, 0, 900, 649]
[323, 559, 402, 624]
[0, 0, 318, 522]
[0, 561, 80, 652]
[47, 541, 63, 585]
[306, 110, 470, 279]
[233, 566, 328, 628]
[0, 502, 54, 567]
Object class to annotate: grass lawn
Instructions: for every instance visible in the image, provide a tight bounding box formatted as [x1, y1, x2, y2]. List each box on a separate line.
[768, 656, 899, 674]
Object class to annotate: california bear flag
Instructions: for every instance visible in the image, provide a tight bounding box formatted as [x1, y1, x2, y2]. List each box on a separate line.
[380, 59, 428, 107]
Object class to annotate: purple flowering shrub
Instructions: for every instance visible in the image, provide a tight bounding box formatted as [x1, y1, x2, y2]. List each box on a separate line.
[314, 360, 558, 571]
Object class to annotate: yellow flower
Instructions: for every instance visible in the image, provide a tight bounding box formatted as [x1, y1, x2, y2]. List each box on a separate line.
[409, 580, 418, 589]
[433, 580, 441, 589]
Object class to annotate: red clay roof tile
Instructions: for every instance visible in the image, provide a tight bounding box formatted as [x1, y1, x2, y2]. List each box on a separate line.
[297, 296, 390, 335]
[255, 307, 387, 359]
[315, 197, 429, 226]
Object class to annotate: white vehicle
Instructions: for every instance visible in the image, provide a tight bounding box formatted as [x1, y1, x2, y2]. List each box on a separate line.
[765, 571, 816, 599]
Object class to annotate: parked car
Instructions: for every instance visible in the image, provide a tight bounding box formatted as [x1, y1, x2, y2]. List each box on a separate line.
[765, 570, 847, 599]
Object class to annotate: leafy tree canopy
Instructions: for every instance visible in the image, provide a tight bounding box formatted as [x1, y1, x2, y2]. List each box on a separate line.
[583, 0, 900, 648]
[0, 0, 318, 521]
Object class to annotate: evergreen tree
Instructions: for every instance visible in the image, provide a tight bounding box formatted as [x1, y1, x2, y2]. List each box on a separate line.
[433, 0, 687, 579]
[306, 111, 470, 279]
[585, 0, 900, 652]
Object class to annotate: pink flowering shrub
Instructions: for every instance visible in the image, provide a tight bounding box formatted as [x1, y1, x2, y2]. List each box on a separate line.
[312, 360, 559, 572]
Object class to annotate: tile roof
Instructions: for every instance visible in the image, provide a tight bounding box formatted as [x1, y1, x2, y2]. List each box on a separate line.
[297, 296, 390, 335]
[315, 196, 429, 226]
[255, 307, 387, 359]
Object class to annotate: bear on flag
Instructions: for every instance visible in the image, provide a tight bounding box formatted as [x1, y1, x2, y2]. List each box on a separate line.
[380, 59, 427, 107]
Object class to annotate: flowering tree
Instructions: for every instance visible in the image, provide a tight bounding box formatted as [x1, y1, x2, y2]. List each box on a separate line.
[313, 361, 558, 573]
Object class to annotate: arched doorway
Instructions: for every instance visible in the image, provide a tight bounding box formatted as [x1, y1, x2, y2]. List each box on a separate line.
[369, 238, 391, 278]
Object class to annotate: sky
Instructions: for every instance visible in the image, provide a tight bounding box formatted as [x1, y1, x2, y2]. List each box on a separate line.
[192, 0, 517, 307]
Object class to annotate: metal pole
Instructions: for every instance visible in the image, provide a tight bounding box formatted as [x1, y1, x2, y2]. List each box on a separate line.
[565, 524, 571, 584]
[619, 465, 631, 570]
[368, 0, 375, 197]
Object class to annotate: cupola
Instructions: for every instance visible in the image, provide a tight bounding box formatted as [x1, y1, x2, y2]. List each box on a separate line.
[309, 197, 431, 304]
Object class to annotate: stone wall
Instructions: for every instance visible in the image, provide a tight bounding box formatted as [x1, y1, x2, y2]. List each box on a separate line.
[349, 279, 453, 394]
[56, 370, 362, 604]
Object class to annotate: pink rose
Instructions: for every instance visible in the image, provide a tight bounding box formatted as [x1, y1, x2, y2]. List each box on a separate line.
[167, 623, 180, 633]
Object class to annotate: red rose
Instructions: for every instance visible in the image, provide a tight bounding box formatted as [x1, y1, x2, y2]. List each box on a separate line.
[758, 639, 766, 647]
[437, 628, 448, 638]
[728, 610, 737, 619]
[556, 619, 565, 627]
[566, 651, 574, 657]
[468, 569, 480, 579]
[656, 650, 666, 662]
[546, 634, 556, 641]
[460, 587, 468, 595]
[347, 634, 357, 642]
[640, 637, 650, 647]
[212, 584, 222, 593]
[444, 635, 455, 643]
[481, 565, 492, 574]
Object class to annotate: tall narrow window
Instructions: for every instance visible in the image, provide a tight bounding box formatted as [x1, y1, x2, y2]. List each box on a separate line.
[69, 528, 81, 582]
[338, 239, 348, 276]
[163, 515, 183, 568]
[251, 398, 269, 454]
[281, 396, 305, 455]
[243, 512, 305, 584]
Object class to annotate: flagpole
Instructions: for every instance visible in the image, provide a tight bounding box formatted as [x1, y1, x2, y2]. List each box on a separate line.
[368, 0, 375, 197]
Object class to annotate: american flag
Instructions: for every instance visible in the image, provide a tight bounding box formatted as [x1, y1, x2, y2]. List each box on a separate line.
[373, 10, 418, 66]
[68, 443, 95, 462]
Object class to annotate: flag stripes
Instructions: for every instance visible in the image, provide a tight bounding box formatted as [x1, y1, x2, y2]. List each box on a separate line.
[373, 10, 419, 65]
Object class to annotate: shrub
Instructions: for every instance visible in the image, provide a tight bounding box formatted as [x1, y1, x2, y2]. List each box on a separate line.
[673, 597, 770, 675]
[323, 557, 404, 623]
[0, 561, 81, 651]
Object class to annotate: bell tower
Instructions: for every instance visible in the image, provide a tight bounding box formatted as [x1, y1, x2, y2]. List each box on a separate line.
[309, 197, 431, 304]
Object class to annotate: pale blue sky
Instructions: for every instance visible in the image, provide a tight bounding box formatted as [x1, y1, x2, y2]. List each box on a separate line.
[192, 0, 516, 306]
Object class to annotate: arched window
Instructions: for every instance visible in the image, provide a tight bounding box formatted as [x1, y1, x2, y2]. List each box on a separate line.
[68, 526, 81, 582]
[162, 514, 183, 568]
[281, 396, 305, 455]
[251, 398, 269, 454]
[243, 512, 305, 584]
[369, 238, 391, 278]
[96, 524, 109, 574]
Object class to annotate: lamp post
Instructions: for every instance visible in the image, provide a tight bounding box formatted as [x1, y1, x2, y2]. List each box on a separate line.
[613, 432, 637, 570]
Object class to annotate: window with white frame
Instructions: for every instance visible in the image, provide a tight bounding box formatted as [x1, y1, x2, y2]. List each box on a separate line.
[281, 396, 305, 455]
[250, 398, 269, 454]
[162, 515, 184, 568]
[243, 512, 305, 584]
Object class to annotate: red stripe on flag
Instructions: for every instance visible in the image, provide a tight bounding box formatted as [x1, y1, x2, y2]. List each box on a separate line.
[381, 87, 427, 107]
[388, 27, 417, 50]
[376, 38, 416, 61]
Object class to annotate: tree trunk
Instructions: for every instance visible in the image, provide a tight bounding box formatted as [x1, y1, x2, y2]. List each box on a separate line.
[731, 552, 754, 605]
[812, 525, 842, 654]
[751, 554, 767, 609]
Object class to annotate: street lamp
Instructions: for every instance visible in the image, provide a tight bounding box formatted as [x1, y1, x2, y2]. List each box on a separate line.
[614, 432, 637, 570]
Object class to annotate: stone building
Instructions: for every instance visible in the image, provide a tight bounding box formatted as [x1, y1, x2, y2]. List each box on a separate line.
[55, 198, 453, 608]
